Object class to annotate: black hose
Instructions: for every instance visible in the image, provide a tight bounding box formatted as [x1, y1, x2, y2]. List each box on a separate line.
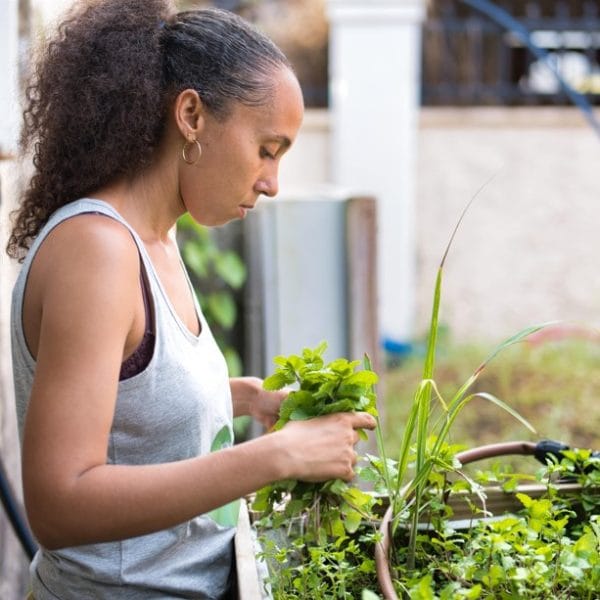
[533, 439, 571, 465]
[0, 456, 37, 560]
[534, 438, 600, 474]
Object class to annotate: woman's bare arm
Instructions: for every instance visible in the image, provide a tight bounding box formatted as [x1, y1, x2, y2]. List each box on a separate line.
[230, 376, 287, 429]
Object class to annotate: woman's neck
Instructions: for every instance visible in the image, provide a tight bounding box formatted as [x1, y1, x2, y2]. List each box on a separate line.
[90, 161, 184, 244]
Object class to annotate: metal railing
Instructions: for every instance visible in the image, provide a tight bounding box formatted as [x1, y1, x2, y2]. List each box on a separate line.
[422, 0, 600, 105]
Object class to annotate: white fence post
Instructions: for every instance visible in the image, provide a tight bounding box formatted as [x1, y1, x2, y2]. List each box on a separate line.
[326, 0, 426, 349]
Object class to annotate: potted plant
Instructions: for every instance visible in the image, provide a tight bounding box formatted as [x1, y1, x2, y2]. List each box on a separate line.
[374, 441, 600, 599]
[249, 344, 600, 598]
[248, 197, 600, 599]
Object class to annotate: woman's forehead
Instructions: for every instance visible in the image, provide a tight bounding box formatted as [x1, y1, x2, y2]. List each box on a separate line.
[225, 69, 304, 140]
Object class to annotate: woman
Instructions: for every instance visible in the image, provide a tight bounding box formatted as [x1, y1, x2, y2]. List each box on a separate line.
[6, 1, 375, 598]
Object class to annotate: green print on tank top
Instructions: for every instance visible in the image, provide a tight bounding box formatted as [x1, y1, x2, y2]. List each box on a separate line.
[207, 424, 240, 527]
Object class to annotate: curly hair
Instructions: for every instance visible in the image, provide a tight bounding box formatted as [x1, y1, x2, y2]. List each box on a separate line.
[6, 0, 291, 260]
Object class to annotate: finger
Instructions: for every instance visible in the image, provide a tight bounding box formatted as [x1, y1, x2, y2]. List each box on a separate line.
[344, 464, 356, 481]
[352, 412, 377, 430]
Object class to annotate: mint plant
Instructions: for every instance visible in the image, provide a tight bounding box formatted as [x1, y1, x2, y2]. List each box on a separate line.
[252, 342, 380, 540]
[384, 450, 600, 598]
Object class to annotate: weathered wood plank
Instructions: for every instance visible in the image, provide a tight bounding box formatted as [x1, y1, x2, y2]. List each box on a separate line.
[235, 499, 265, 600]
[346, 196, 382, 457]
[346, 196, 379, 372]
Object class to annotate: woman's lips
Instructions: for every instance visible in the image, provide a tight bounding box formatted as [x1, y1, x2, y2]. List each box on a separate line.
[238, 204, 254, 218]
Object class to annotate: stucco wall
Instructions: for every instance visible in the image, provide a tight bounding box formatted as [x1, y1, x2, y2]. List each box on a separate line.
[416, 107, 600, 343]
[282, 107, 600, 344]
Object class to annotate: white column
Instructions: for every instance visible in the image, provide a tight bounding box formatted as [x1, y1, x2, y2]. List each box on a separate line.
[326, 0, 426, 349]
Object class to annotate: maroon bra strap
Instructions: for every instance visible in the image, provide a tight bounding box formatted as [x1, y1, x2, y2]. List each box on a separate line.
[119, 265, 155, 380]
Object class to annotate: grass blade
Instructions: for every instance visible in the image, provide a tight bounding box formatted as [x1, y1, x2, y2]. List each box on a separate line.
[475, 321, 560, 375]
[364, 354, 394, 497]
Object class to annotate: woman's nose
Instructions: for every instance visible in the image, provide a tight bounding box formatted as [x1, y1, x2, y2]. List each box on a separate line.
[255, 171, 279, 198]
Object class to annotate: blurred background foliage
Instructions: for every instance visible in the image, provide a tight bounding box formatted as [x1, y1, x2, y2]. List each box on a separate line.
[177, 214, 247, 376]
[177, 215, 251, 438]
[383, 337, 600, 472]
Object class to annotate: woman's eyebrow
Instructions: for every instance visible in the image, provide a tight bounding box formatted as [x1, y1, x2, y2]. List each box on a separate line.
[266, 134, 292, 150]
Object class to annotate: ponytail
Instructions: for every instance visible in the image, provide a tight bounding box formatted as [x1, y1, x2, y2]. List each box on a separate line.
[7, 0, 292, 260]
[7, 0, 175, 259]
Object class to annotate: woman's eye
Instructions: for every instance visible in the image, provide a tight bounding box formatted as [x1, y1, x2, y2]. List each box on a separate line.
[260, 147, 276, 160]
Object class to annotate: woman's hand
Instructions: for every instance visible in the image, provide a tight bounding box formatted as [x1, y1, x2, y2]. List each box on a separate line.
[274, 412, 377, 483]
[230, 376, 287, 430]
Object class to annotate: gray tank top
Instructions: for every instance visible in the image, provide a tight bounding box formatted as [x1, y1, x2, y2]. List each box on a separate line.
[11, 199, 236, 599]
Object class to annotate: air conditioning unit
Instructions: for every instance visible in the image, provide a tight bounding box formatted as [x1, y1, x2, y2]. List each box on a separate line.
[243, 190, 378, 379]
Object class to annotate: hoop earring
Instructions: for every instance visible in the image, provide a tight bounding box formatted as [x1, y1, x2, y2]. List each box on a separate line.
[182, 139, 202, 165]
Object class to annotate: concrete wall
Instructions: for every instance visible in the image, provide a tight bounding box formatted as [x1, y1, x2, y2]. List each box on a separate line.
[280, 106, 600, 344]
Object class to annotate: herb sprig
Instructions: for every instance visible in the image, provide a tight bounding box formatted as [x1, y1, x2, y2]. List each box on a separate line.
[253, 342, 380, 539]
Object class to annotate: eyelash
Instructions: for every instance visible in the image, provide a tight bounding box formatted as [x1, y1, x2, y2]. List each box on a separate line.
[260, 147, 276, 160]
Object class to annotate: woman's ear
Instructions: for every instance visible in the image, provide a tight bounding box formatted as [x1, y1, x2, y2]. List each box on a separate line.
[173, 89, 206, 139]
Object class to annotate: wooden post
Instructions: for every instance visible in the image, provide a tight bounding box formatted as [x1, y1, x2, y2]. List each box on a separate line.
[346, 196, 382, 457]
[346, 196, 379, 374]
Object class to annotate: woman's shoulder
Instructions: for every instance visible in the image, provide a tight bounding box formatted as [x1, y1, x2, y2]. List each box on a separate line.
[19, 208, 143, 362]
[44, 209, 138, 264]
[31, 209, 141, 296]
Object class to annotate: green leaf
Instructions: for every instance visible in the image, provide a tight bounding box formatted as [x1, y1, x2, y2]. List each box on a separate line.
[320, 399, 356, 414]
[409, 574, 435, 600]
[329, 357, 359, 376]
[341, 485, 374, 508]
[222, 347, 242, 377]
[213, 250, 247, 289]
[278, 390, 319, 423]
[232, 415, 250, 441]
[342, 505, 363, 533]
[468, 392, 536, 434]
[337, 383, 373, 400]
[574, 532, 597, 559]
[305, 340, 328, 360]
[342, 370, 379, 387]
[205, 292, 237, 329]
[362, 591, 380, 600]
[289, 407, 313, 421]
[177, 213, 210, 238]
[479, 321, 560, 372]
[182, 240, 210, 279]
[263, 371, 294, 391]
[273, 355, 290, 367]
